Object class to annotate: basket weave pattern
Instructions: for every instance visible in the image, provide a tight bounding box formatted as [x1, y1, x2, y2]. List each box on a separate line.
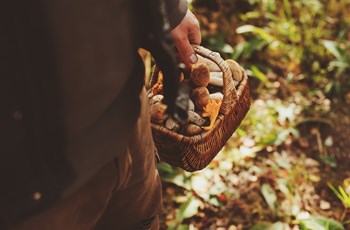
[150, 45, 251, 172]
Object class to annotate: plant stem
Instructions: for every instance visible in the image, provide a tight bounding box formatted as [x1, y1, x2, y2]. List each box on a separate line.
[340, 207, 348, 222]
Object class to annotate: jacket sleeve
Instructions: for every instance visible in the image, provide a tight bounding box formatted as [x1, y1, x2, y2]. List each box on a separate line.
[165, 0, 188, 30]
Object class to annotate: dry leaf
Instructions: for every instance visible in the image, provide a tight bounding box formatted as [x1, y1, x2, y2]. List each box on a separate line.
[201, 99, 222, 131]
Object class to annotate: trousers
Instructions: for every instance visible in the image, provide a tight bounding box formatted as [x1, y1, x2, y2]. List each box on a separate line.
[10, 89, 163, 230]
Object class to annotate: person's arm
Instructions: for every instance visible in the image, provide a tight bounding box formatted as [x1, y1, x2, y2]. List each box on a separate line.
[165, 0, 201, 67]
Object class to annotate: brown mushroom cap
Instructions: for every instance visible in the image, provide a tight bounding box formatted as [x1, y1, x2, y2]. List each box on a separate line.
[190, 63, 211, 87]
[191, 87, 210, 110]
[150, 102, 167, 124]
[183, 124, 203, 136]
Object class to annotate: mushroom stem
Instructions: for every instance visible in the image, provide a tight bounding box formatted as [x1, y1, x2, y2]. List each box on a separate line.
[197, 55, 221, 72]
[209, 75, 223, 86]
[210, 92, 224, 101]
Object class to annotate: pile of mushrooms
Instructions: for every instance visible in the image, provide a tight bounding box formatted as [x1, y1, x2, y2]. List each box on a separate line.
[148, 55, 243, 136]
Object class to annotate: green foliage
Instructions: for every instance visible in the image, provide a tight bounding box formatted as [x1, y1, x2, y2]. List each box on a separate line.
[261, 183, 277, 212]
[328, 182, 350, 209]
[160, 0, 350, 229]
[322, 39, 350, 96]
[250, 222, 288, 230]
[166, 196, 202, 230]
[194, 0, 350, 98]
[234, 0, 350, 96]
[299, 216, 345, 230]
[231, 98, 300, 152]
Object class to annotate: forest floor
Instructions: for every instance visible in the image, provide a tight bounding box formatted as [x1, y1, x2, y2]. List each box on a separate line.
[158, 92, 350, 230]
[155, 0, 350, 228]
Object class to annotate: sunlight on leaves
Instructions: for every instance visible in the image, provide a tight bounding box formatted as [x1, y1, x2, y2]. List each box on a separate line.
[249, 65, 269, 83]
[250, 221, 287, 230]
[261, 183, 277, 212]
[322, 40, 343, 60]
[328, 183, 350, 208]
[236, 25, 275, 42]
[167, 196, 202, 230]
[190, 175, 210, 200]
[178, 197, 201, 220]
[299, 216, 345, 230]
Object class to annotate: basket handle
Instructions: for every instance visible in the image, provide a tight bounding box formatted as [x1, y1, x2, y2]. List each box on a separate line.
[193, 45, 238, 115]
[149, 45, 239, 115]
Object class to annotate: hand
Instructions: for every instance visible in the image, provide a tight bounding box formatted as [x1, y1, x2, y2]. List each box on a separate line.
[170, 9, 201, 67]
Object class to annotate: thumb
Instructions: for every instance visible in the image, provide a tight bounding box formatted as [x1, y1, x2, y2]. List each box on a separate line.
[175, 38, 198, 67]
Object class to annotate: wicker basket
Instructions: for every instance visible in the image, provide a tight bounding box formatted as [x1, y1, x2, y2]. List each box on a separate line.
[149, 45, 251, 172]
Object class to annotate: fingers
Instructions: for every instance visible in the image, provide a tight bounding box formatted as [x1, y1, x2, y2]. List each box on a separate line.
[170, 9, 202, 67]
[187, 10, 201, 45]
[173, 36, 198, 67]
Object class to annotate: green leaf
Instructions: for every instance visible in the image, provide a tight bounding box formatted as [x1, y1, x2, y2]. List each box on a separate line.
[322, 40, 342, 60]
[299, 216, 344, 230]
[283, 0, 292, 18]
[190, 175, 210, 200]
[250, 222, 272, 230]
[222, 43, 234, 54]
[265, 0, 277, 12]
[275, 156, 291, 170]
[319, 156, 337, 168]
[300, 219, 326, 230]
[250, 221, 287, 230]
[177, 196, 201, 220]
[177, 225, 190, 230]
[250, 65, 269, 83]
[270, 222, 286, 230]
[328, 183, 350, 208]
[261, 183, 277, 212]
[157, 162, 180, 179]
[240, 11, 262, 21]
[233, 38, 267, 60]
[274, 129, 292, 146]
[236, 25, 275, 42]
[276, 179, 294, 201]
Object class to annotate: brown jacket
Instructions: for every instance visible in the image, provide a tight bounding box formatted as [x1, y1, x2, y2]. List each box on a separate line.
[0, 0, 187, 226]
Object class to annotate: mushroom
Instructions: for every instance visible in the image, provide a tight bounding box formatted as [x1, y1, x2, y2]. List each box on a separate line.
[183, 124, 203, 136]
[165, 117, 180, 132]
[209, 92, 224, 101]
[188, 111, 207, 126]
[197, 55, 221, 72]
[190, 63, 210, 87]
[210, 72, 223, 78]
[150, 102, 167, 124]
[188, 99, 195, 111]
[209, 72, 223, 87]
[149, 94, 164, 106]
[191, 87, 210, 110]
[225, 59, 243, 82]
[209, 70, 239, 87]
[146, 89, 154, 98]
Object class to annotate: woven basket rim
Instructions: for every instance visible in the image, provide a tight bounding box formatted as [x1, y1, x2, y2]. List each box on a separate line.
[151, 70, 249, 142]
[149, 45, 251, 171]
[149, 45, 247, 140]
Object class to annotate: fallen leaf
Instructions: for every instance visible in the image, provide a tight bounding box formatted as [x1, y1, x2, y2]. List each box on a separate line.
[201, 99, 222, 130]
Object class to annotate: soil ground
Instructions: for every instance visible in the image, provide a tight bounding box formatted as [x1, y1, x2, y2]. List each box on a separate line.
[159, 98, 350, 229]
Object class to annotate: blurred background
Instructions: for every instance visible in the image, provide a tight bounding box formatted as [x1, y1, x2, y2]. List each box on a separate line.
[155, 0, 350, 229]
